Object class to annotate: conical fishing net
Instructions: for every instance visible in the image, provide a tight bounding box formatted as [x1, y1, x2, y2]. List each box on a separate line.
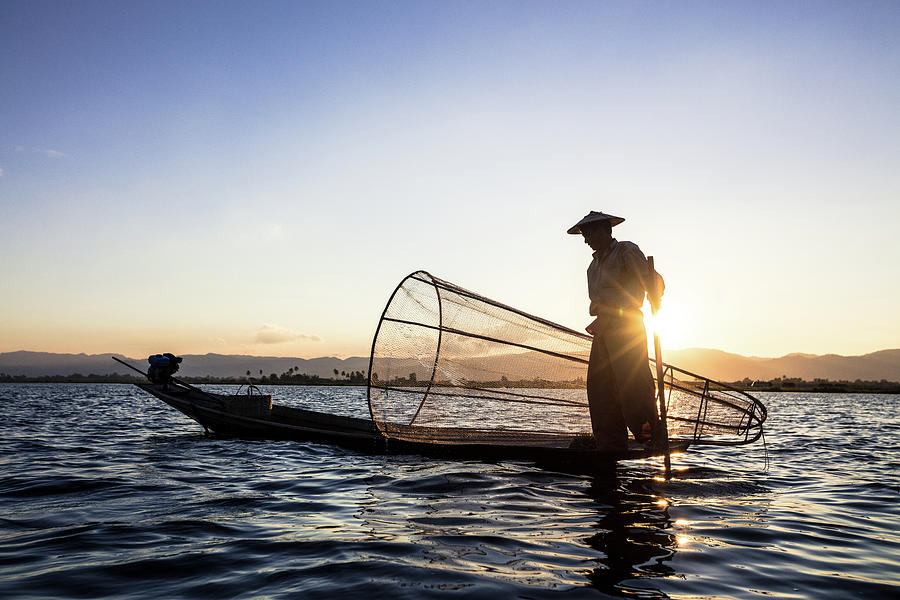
[367, 271, 765, 448]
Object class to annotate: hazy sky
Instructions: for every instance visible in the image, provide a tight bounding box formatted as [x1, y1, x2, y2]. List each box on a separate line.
[2, 0, 898, 359]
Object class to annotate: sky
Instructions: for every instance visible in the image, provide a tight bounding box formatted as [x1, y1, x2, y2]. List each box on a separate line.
[1, 0, 899, 360]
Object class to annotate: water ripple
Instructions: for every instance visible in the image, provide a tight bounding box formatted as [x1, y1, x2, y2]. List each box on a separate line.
[0, 384, 897, 598]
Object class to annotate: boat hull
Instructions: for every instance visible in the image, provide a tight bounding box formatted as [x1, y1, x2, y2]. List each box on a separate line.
[137, 383, 689, 470]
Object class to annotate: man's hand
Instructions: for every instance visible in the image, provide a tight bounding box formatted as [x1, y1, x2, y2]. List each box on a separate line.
[586, 316, 609, 336]
[648, 265, 665, 313]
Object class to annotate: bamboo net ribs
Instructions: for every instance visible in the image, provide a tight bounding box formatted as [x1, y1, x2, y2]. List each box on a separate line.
[367, 271, 766, 448]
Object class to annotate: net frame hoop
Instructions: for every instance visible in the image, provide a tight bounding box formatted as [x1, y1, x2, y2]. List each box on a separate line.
[653, 363, 765, 442]
[367, 271, 415, 426]
[656, 363, 766, 445]
[650, 358, 768, 429]
[664, 376, 763, 423]
[367, 270, 448, 430]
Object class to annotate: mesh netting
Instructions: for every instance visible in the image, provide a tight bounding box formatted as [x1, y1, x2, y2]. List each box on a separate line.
[367, 271, 765, 448]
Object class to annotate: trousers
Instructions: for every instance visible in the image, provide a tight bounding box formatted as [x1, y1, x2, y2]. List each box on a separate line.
[586, 311, 659, 450]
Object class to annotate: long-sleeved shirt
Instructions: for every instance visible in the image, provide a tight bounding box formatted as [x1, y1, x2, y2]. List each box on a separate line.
[587, 238, 662, 317]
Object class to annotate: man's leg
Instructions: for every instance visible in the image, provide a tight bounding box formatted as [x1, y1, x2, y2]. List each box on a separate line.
[587, 333, 628, 452]
[606, 315, 659, 440]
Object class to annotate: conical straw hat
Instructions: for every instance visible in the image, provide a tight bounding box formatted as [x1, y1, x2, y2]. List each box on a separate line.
[566, 211, 625, 234]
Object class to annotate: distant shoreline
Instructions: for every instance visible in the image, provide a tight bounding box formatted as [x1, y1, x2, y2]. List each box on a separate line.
[0, 374, 366, 386]
[736, 382, 900, 394]
[2, 374, 898, 393]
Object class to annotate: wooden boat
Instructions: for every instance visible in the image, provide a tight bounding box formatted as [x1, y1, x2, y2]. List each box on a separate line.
[136, 380, 690, 469]
[125, 271, 766, 473]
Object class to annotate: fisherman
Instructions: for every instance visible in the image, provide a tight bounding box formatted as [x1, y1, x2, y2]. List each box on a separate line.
[568, 211, 663, 451]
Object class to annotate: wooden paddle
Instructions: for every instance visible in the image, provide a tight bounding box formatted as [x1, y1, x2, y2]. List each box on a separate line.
[647, 256, 672, 479]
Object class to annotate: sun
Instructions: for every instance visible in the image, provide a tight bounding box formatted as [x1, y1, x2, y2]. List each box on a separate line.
[643, 299, 689, 353]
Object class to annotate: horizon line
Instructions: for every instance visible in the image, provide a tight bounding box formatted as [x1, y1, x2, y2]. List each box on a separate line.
[2, 347, 899, 361]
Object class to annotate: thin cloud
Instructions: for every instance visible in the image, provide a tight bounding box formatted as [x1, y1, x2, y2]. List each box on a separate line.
[254, 324, 321, 344]
[265, 224, 284, 240]
[10, 146, 65, 156]
[0, 168, 4, 178]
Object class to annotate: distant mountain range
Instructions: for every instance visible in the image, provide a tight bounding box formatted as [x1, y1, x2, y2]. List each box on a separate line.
[662, 348, 900, 382]
[0, 352, 370, 380]
[1, 348, 898, 383]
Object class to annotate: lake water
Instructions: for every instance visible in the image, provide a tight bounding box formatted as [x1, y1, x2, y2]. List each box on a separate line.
[1, 383, 897, 599]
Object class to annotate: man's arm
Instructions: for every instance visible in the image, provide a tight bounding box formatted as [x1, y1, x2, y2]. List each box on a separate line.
[622, 243, 664, 307]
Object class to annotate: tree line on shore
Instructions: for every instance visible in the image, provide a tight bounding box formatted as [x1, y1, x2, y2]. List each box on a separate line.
[1, 370, 898, 393]
[0, 365, 369, 385]
[732, 376, 900, 393]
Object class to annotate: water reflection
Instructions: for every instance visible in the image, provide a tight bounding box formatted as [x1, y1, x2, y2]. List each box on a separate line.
[583, 470, 678, 597]
[348, 460, 682, 594]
